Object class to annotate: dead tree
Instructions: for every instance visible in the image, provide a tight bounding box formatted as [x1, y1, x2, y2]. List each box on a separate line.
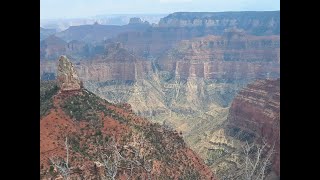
[240, 141, 274, 180]
[97, 136, 154, 180]
[49, 137, 71, 180]
[98, 139, 123, 180]
[216, 140, 275, 180]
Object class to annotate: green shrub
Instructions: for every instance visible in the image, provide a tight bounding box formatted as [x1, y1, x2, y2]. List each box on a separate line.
[49, 165, 54, 174]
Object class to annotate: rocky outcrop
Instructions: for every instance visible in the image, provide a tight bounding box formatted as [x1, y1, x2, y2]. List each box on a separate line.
[57, 55, 82, 91]
[158, 32, 280, 81]
[227, 78, 280, 176]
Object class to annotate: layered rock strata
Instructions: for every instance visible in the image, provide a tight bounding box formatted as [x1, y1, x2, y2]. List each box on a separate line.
[227, 78, 280, 176]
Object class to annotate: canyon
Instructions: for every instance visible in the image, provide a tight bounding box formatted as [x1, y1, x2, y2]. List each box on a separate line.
[158, 29, 280, 80]
[186, 78, 280, 179]
[40, 58, 215, 179]
[41, 11, 279, 59]
[40, 11, 280, 179]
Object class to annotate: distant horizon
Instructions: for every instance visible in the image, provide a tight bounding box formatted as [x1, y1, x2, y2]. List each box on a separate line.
[40, 10, 280, 21]
[40, 0, 280, 19]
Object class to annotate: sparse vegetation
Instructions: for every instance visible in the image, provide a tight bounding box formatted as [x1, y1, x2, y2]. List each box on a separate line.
[61, 90, 129, 124]
[206, 149, 227, 166]
[40, 80, 59, 118]
[179, 168, 202, 180]
[49, 165, 54, 174]
[41, 86, 213, 179]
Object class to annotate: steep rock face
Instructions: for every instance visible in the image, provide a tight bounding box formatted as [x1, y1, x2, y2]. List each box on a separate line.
[159, 11, 280, 35]
[158, 32, 280, 81]
[227, 78, 280, 176]
[76, 42, 153, 82]
[77, 61, 152, 82]
[57, 56, 81, 91]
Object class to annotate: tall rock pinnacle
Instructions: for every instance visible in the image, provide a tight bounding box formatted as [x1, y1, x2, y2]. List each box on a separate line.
[57, 55, 81, 91]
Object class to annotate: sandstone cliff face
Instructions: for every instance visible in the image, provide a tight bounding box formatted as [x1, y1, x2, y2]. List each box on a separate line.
[75, 42, 153, 82]
[57, 55, 81, 91]
[158, 32, 280, 81]
[76, 61, 152, 82]
[227, 78, 280, 176]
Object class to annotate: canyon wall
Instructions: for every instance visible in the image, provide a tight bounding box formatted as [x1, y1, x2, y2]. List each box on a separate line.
[117, 11, 279, 58]
[227, 78, 280, 176]
[41, 12, 279, 60]
[159, 11, 280, 35]
[158, 32, 280, 81]
[39, 11, 280, 179]
[76, 42, 153, 82]
[76, 61, 152, 82]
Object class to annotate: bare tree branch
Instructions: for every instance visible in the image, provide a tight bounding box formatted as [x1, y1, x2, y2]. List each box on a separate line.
[49, 137, 71, 180]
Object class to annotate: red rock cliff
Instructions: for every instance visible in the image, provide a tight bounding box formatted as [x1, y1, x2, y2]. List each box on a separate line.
[227, 78, 280, 176]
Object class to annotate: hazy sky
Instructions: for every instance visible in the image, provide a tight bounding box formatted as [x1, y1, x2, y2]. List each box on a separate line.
[40, 0, 280, 19]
